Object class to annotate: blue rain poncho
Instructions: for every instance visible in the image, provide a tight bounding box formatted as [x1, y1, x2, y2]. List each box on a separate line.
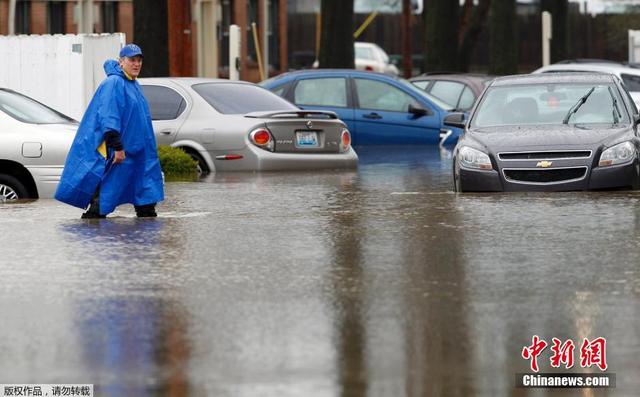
[55, 60, 164, 214]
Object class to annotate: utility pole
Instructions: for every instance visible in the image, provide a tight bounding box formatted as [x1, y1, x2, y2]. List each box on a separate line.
[402, 0, 412, 78]
[8, 0, 16, 34]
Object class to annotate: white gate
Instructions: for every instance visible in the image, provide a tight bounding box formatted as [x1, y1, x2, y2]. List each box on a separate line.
[0, 33, 125, 120]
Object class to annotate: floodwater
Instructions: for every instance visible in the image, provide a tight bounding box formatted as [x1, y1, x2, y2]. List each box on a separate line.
[1, 145, 639, 397]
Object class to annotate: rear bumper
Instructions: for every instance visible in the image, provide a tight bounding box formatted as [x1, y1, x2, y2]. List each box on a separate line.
[212, 146, 359, 171]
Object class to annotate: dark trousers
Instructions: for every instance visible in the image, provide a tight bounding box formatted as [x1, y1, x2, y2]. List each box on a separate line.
[85, 188, 156, 217]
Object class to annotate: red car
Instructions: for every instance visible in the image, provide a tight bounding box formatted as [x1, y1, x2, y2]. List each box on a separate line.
[410, 72, 494, 112]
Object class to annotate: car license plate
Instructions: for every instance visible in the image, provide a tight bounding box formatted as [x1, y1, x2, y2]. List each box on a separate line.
[296, 131, 318, 147]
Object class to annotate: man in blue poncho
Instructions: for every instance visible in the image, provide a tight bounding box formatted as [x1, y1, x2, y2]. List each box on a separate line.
[55, 44, 164, 218]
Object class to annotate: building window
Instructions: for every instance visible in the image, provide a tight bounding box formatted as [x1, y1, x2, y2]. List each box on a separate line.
[15, 0, 30, 34]
[48, 1, 66, 34]
[101, 2, 118, 33]
[220, 0, 234, 73]
[268, 0, 280, 71]
[247, 0, 258, 63]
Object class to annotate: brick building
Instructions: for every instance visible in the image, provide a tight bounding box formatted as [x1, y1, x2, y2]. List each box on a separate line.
[0, 0, 288, 81]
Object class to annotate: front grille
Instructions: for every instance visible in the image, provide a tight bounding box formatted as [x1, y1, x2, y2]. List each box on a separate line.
[499, 151, 592, 160]
[503, 167, 587, 184]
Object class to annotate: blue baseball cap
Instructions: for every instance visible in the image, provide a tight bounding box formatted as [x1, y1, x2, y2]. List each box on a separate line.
[119, 44, 143, 58]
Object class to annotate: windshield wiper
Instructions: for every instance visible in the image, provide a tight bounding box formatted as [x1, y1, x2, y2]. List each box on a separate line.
[607, 86, 622, 124]
[563, 87, 595, 124]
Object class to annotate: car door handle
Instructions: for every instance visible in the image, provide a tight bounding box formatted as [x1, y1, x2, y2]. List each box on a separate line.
[160, 128, 174, 135]
[363, 112, 382, 120]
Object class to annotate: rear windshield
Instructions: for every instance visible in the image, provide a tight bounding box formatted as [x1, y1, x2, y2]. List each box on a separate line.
[192, 83, 298, 114]
[0, 89, 75, 124]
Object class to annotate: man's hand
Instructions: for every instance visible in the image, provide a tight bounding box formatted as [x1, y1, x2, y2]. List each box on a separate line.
[113, 150, 126, 164]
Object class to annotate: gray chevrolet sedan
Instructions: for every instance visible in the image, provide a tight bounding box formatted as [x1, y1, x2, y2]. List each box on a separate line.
[139, 78, 358, 173]
[445, 73, 640, 192]
[0, 88, 77, 201]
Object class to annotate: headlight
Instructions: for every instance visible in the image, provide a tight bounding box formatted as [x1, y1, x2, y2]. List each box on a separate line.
[458, 146, 492, 170]
[599, 141, 636, 167]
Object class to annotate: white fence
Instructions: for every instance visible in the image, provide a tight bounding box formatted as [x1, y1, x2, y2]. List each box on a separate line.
[629, 30, 640, 65]
[0, 33, 125, 120]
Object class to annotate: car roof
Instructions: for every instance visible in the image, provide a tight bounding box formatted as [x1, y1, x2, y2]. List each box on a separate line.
[492, 72, 616, 86]
[138, 77, 256, 86]
[410, 73, 494, 83]
[267, 69, 396, 80]
[533, 62, 640, 75]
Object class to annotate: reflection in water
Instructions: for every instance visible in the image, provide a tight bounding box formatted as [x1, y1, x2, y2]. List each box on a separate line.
[399, 192, 472, 397]
[322, 148, 470, 397]
[323, 175, 367, 397]
[454, 192, 640, 397]
[60, 219, 190, 396]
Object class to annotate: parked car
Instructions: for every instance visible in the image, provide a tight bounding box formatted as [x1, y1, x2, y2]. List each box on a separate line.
[138, 78, 357, 173]
[312, 42, 399, 76]
[532, 61, 640, 110]
[355, 42, 399, 76]
[409, 72, 494, 111]
[0, 88, 77, 201]
[445, 73, 639, 192]
[260, 69, 462, 145]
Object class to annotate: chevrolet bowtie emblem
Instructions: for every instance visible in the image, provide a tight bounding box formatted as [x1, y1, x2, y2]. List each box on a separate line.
[536, 161, 553, 168]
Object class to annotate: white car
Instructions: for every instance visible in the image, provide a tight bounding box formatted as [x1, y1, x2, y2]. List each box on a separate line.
[532, 61, 640, 110]
[355, 42, 399, 76]
[312, 42, 399, 76]
[0, 88, 77, 201]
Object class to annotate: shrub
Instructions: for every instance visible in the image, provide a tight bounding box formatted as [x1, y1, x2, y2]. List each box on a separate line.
[158, 146, 199, 178]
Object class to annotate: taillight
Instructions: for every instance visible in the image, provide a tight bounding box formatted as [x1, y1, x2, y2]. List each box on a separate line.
[365, 66, 374, 71]
[340, 129, 351, 152]
[250, 128, 274, 151]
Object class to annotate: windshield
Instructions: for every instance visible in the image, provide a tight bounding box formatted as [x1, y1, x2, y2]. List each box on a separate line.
[397, 78, 455, 110]
[0, 89, 75, 124]
[355, 46, 375, 60]
[471, 83, 629, 128]
[192, 83, 298, 114]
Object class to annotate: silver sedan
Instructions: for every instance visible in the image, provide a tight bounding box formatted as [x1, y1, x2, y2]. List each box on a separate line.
[0, 88, 77, 201]
[138, 78, 358, 173]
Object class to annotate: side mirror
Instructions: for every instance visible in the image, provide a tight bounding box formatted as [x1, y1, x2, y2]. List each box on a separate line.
[634, 113, 640, 126]
[444, 112, 466, 129]
[408, 103, 432, 117]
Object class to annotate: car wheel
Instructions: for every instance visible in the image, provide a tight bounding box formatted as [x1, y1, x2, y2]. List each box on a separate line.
[453, 163, 461, 193]
[180, 148, 209, 175]
[189, 153, 209, 175]
[453, 175, 461, 192]
[0, 174, 28, 202]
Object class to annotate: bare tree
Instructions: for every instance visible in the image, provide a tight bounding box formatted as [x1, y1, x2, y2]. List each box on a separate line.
[319, 0, 355, 69]
[458, 0, 491, 72]
[133, 0, 169, 77]
[489, 0, 518, 75]
[423, 0, 460, 72]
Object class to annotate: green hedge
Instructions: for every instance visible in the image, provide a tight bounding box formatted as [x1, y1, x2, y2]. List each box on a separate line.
[158, 146, 199, 179]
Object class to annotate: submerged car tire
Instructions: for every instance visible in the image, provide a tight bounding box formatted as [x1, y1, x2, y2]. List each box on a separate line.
[0, 174, 28, 201]
[181, 149, 209, 175]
